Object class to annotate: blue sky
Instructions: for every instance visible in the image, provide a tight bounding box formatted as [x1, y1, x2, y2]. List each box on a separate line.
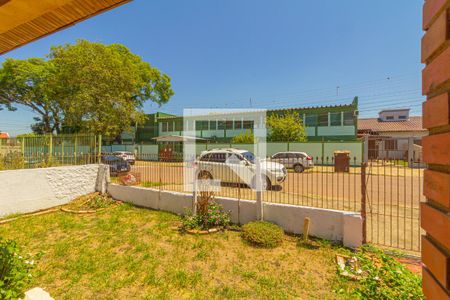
[1, 0, 424, 136]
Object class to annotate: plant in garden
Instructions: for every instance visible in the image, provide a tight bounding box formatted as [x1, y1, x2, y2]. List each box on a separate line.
[0, 238, 34, 299]
[339, 245, 423, 299]
[0, 152, 25, 170]
[182, 202, 230, 230]
[241, 221, 284, 248]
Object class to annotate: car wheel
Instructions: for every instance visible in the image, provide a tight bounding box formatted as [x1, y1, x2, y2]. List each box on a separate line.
[251, 175, 271, 190]
[294, 164, 304, 173]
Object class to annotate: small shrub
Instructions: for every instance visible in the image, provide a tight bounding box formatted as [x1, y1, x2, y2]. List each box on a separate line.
[0, 238, 34, 299]
[0, 152, 25, 170]
[182, 202, 231, 230]
[241, 221, 284, 248]
[66, 192, 116, 210]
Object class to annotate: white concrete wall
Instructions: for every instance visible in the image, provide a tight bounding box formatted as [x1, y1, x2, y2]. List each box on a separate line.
[107, 184, 362, 248]
[0, 164, 101, 216]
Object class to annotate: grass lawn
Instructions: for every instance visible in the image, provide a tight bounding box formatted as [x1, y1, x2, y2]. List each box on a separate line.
[0, 204, 359, 299]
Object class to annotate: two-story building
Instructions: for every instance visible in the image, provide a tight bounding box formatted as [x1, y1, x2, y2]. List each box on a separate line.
[135, 97, 359, 143]
[358, 108, 428, 160]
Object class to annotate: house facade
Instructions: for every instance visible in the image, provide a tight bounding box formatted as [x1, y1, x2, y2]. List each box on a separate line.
[358, 108, 428, 160]
[135, 98, 359, 143]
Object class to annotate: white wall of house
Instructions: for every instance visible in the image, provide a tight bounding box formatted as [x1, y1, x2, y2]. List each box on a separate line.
[0, 164, 107, 216]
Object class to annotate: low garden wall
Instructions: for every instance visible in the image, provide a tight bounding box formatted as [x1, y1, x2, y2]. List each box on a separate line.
[107, 184, 363, 248]
[0, 164, 108, 216]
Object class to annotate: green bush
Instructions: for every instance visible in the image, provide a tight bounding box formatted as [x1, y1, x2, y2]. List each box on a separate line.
[241, 221, 284, 248]
[343, 245, 423, 299]
[182, 202, 231, 230]
[231, 130, 254, 144]
[0, 152, 25, 170]
[0, 238, 34, 299]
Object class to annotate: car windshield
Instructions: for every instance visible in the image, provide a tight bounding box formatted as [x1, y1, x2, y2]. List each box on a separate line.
[103, 156, 122, 162]
[241, 151, 255, 163]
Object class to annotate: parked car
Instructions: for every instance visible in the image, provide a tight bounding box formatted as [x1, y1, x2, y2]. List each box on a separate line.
[101, 155, 130, 175]
[269, 151, 314, 173]
[196, 148, 287, 190]
[113, 151, 135, 165]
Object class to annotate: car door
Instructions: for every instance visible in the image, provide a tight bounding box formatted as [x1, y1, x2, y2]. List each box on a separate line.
[226, 153, 253, 185]
[286, 153, 298, 168]
[209, 152, 227, 182]
[273, 152, 288, 168]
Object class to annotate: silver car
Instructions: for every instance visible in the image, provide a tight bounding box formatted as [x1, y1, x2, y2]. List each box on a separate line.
[269, 152, 314, 173]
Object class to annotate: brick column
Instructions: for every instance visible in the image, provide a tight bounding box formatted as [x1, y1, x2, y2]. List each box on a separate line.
[421, 0, 450, 299]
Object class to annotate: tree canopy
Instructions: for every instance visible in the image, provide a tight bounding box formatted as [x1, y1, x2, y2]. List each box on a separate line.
[0, 40, 174, 138]
[231, 130, 254, 144]
[266, 111, 307, 142]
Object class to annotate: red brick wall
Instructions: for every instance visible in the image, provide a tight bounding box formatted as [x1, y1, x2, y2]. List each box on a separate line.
[421, 0, 450, 298]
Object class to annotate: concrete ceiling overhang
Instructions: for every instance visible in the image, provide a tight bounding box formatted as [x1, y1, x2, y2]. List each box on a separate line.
[0, 0, 130, 55]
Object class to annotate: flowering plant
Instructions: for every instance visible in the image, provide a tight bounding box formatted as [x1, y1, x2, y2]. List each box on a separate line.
[182, 202, 231, 230]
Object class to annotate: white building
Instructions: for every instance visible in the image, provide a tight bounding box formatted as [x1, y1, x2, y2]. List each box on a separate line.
[358, 109, 428, 161]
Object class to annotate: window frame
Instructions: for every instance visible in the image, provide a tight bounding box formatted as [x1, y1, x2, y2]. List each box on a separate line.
[330, 112, 342, 126]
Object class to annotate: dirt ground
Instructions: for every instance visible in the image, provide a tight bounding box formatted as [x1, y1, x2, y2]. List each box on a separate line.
[127, 160, 424, 253]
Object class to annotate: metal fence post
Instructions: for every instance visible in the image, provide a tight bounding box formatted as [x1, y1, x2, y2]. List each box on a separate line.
[97, 134, 102, 164]
[361, 162, 367, 244]
[193, 171, 198, 214]
[48, 134, 53, 163]
[256, 157, 263, 220]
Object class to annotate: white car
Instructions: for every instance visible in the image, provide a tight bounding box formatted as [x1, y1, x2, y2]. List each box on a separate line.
[112, 151, 135, 165]
[269, 151, 314, 173]
[196, 148, 287, 190]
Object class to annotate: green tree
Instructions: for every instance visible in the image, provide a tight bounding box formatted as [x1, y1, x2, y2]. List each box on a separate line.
[0, 58, 61, 133]
[0, 40, 174, 137]
[231, 130, 254, 144]
[266, 111, 307, 142]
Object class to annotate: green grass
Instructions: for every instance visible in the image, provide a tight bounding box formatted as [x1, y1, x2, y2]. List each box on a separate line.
[0, 204, 360, 299]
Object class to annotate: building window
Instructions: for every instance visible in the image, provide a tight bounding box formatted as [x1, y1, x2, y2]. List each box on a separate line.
[243, 120, 254, 129]
[318, 113, 328, 127]
[218, 121, 225, 130]
[167, 121, 174, 132]
[386, 116, 394, 120]
[385, 139, 398, 150]
[195, 120, 202, 131]
[305, 114, 317, 127]
[161, 122, 168, 132]
[398, 115, 407, 120]
[343, 111, 354, 126]
[209, 120, 217, 130]
[234, 120, 242, 129]
[195, 120, 209, 131]
[175, 121, 183, 131]
[226, 120, 233, 130]
[330, 112, 342, 126]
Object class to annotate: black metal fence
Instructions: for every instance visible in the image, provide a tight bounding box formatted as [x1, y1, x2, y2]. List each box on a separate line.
[1, 147, 423, 253]
[106, 151, 423, 253]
